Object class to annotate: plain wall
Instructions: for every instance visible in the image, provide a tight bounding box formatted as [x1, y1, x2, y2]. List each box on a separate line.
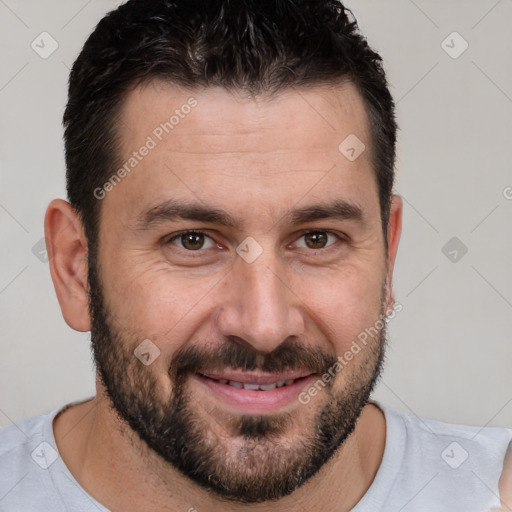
[0, 0, 511, 428]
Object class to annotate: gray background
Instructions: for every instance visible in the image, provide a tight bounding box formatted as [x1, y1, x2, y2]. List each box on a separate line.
[0, 0, 511, 428]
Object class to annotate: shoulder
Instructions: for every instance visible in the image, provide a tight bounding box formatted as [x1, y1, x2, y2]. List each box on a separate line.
[377, 402, 512, 510]
[0, 409, 64, 511]
[0, 410, 57, 467]
[394, 405, 512, 450]
[0, 400, 109, 512]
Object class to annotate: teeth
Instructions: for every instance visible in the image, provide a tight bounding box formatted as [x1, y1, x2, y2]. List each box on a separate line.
[222, 379, 296, 390]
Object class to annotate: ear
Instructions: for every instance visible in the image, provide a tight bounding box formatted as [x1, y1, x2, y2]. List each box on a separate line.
[384, 194, 403, 313]
[44, 199, 91, 332]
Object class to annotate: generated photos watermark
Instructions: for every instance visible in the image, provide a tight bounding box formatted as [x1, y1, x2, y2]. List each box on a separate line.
[298, 300, 403, 405]
[93, 97, 198, 200]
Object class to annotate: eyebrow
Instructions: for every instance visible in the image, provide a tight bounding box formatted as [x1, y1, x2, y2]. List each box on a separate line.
[286, 200, 364, 226]
[133, 198, 365, 231]
[134, 199, 237, 230]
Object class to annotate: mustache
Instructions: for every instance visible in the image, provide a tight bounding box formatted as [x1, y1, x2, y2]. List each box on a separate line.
[168, 338, 339, 382]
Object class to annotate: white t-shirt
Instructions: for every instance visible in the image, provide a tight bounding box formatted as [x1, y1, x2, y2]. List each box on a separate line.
[1, 398, 510, 511]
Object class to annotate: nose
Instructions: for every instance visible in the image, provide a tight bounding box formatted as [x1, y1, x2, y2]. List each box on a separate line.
[216, 250, 305, 353]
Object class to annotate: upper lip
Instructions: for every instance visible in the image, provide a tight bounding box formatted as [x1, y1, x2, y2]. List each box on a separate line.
[198, 371, 314, 385]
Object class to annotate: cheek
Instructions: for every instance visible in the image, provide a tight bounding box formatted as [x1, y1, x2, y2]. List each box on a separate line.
[298, 264, 384, 352]
[101, 257, 222, 345]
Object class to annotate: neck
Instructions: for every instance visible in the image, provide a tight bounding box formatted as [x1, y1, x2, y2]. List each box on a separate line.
[53, 393, 386, 512]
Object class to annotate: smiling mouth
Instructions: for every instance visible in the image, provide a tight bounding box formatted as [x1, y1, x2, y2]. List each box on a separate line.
[198, 374, 306, 391]
[194, 371, 317, 412]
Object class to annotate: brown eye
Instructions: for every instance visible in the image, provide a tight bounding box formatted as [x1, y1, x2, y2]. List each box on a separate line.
[294, 231, 341, 250]
[181, 232, 204, 250]
[169, 231, 215, 251]
[303, 231, 328, 249]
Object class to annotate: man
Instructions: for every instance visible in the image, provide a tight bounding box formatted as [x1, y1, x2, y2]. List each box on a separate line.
[0, 0, 510, 510]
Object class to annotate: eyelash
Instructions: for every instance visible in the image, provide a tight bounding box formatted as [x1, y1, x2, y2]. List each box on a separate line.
[165, 229, 347, 253]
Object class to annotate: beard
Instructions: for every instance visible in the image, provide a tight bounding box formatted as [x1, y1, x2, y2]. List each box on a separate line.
[87, 244, 389, 504]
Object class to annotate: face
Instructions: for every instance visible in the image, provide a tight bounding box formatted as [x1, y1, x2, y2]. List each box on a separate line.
[88, 81, 397, 503]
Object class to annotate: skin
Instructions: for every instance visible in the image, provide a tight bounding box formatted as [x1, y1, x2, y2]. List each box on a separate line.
[45, 81, 403, 511]
[498, 441, 512, 509]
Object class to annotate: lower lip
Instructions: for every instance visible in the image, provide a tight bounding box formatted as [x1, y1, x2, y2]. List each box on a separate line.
[192, 374, 317, 414]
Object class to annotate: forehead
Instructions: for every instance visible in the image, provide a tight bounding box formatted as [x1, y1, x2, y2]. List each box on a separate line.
[102, 80, 379, 231]
[119, 80, 370, 153]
